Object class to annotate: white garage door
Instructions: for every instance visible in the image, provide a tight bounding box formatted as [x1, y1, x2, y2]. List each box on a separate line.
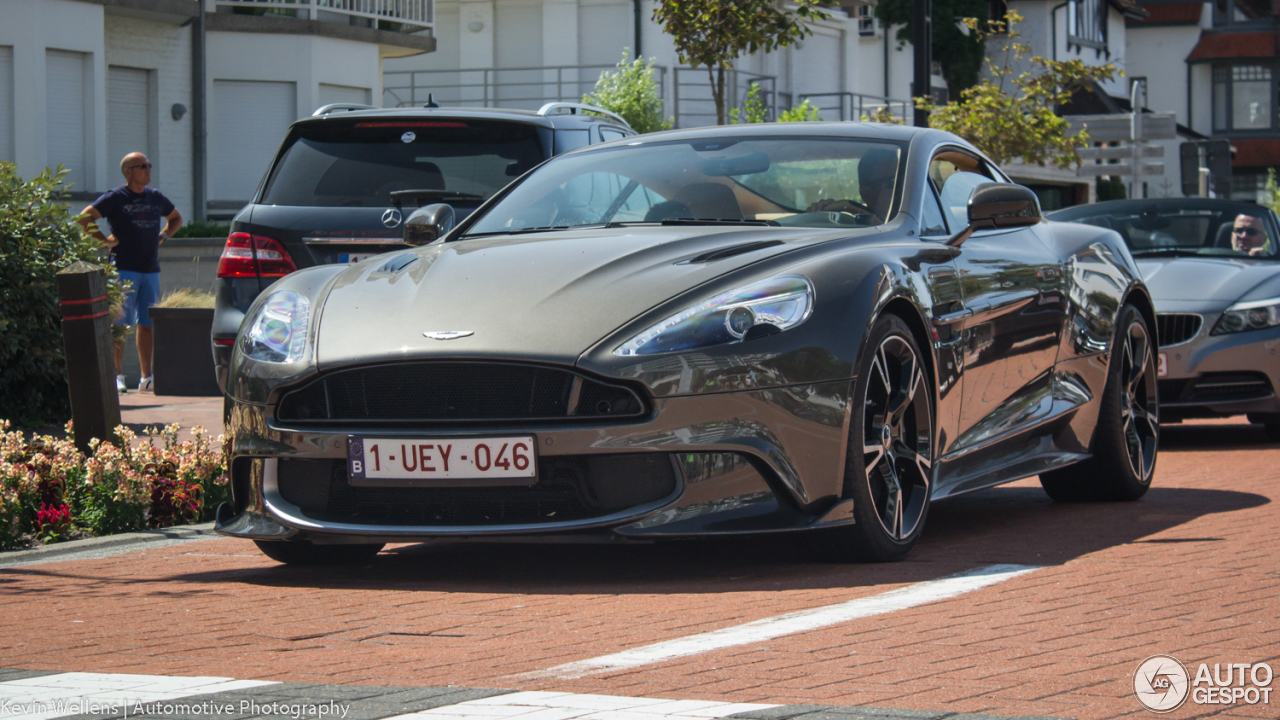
[211, 79, 296, 202]
[0, 46, 13, 163]
[46, 49, 89, 189]
[318, 83, 371, 111]
[108, 66, 151, 182]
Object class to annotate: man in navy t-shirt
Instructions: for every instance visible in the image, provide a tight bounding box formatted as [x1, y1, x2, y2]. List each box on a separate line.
[77, 152, 183, 393]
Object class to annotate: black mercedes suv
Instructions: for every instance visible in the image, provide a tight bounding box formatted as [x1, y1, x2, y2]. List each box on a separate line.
[211, 102, 635, 390]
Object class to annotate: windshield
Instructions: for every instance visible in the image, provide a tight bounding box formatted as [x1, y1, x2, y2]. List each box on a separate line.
[463, 137, 905, 236]
[1060, 204, 1280, 260]
[260, 120, 545, 208]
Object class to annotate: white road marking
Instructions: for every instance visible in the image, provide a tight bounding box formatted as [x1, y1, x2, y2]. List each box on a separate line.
[0, 672, 277, 720]
[525, 563, 1040, 679]
[384, 691, 778, 720]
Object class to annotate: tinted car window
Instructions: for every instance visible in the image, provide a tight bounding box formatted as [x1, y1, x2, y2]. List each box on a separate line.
[921, 184, 949, 237]
[260, 120, 544, 208]
[464, 137, 906, 235]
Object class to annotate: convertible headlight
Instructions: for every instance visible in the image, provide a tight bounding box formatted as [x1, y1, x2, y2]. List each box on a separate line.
[614, 275, 814, 357]
[1212, 297, 1280, 335]
[241, 290, 311, 363]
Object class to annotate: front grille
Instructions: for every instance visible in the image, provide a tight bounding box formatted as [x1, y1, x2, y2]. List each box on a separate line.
[276, 454, 679, 526]
[277, 362, 646, 425]
[1159, 372, 1273, 405]
[1156, 313, 1202, 347]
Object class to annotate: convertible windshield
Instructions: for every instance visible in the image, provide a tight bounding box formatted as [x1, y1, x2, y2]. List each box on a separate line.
[1057, 203, 1280, 260]
[463, 137, 905, 236]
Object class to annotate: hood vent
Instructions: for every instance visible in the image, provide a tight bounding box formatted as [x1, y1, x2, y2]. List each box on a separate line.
[681, 240, 784, 264]
[378, 253, 420, 274]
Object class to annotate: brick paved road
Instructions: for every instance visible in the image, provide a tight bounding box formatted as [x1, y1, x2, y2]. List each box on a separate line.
[1, 418, 1276, 720]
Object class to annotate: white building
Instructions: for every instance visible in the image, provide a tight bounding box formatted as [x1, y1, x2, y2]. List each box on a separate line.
[0, 0, 434, 220]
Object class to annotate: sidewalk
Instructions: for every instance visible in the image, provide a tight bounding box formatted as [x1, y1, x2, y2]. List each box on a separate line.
[117, 391, 225, 442]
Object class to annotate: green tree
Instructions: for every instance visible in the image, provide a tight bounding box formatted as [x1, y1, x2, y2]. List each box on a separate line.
[917, 12, 1117, 169]
[875, 0, 989, 95]
[653, 0, 831, 125]
[1262, 168, 1280, 214]
[0, 163, 121, 427]
[778, 99, 822, 122]
[582, 51, 673, 134]
[728, 83, 770, 124]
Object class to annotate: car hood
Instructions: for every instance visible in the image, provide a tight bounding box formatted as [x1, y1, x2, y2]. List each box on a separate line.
[315, 225, 860, 367]
[1137, 256, 1280, 305]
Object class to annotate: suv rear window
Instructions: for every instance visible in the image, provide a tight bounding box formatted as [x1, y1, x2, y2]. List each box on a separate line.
[260, 120, 546, 208]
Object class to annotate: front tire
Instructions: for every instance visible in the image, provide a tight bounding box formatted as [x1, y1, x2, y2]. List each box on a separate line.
[812, 314, 934, 563]
[254, 540, 384, 565]
[1040, 304, 1158, 501]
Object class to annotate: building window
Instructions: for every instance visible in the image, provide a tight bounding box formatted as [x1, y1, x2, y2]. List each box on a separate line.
[1067, 0, 1108, 51]
[989, 0, 1009, 23]
[1213, 64, 1274, 132]
[857, 5, 877, 37]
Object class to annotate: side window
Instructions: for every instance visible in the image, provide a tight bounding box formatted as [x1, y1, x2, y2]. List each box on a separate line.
[600, 127, 628, 142]
[931, 153, 999, 230]
[921, 182, 949, 237]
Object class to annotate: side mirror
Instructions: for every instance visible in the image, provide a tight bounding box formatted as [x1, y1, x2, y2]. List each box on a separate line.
[947, 183, 1042, 247]
[403, 203, 455, 246]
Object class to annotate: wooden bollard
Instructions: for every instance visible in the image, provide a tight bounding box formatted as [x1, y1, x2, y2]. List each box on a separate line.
[56, 261, 121, 454]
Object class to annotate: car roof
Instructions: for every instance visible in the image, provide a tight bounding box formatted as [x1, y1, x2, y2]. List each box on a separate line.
[295, 106, 629, 131]
[584, 121, 933, 145]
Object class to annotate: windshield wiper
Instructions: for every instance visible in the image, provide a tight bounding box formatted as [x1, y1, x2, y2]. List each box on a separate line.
[658, 218, 779, 227]
[390, 189, 485, 206]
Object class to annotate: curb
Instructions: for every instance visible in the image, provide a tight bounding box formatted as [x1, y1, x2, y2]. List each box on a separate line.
[0, 522, 218, 566]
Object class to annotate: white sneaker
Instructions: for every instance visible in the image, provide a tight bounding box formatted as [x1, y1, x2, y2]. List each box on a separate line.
[138, 376, 153, 392]
[116, 375, 127, 394]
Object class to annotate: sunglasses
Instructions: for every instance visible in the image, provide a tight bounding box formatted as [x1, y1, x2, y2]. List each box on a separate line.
[128, 163, 152, 171]
[1233, 227, 1261, 237]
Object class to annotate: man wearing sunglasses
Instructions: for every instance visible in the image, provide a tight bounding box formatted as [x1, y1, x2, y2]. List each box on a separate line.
[77, 152, 183, 393]
[1231, 214, 1271, 257]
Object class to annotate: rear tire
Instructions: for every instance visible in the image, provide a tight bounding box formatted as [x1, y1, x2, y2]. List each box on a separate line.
[254, 540, 384, 565]
[1040, 304, 1158, 502]
[811, 314, 934, 563]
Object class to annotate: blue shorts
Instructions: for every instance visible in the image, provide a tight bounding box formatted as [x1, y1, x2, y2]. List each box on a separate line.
[115, 271, 161, 328]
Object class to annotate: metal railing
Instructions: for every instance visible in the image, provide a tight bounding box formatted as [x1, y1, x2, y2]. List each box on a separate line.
[672, 68, 783, 127]
[796, 92, 912, 123]
[214, 0, 432, 30]
[382, 64, 663, 111]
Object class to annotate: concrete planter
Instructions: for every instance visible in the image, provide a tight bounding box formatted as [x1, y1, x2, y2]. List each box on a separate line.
[150, 307, 220, 397]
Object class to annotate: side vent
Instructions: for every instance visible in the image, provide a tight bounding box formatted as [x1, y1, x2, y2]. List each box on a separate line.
[379, 253, 420, 274]
[681, 240, 784, 264]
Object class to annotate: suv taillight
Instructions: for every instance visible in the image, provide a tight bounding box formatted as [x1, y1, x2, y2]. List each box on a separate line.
[216, 232, 297, 279]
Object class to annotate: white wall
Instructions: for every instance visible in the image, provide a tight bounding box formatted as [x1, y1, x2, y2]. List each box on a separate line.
[103, 14, 193, 218]
[0, 0, 108, 192]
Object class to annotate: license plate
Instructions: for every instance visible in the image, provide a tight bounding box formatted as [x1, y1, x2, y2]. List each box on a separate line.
[347, 436, 537, 486]
[1157, 352, 1168, 377]
[339, 253, 376, 264]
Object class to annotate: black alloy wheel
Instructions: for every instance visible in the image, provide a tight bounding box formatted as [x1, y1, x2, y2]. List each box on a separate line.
[1040, 304, 1158, 501]
[812, 314, 934, 562]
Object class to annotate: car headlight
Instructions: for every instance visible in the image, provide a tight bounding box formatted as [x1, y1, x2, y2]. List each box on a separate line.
[1212, 297, 1280, 335]
[614, 275, 814, 357]
[241, 290, 311, 363]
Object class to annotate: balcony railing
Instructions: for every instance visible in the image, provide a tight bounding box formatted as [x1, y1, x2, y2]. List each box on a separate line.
[215, 0, 432, 31]
[796, 92, 913, 124]
[383, 64, 653, 110]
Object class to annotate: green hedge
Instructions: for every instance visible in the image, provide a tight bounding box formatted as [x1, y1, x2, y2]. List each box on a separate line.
[0, 163, 119, 427]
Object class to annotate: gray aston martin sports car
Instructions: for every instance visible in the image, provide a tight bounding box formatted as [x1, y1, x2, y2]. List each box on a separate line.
[1051, 198, 1280, 438]
[216, 122, 1161, 565]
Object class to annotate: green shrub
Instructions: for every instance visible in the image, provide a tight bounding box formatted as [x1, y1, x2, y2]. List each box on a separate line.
[583, 52, 673, 134]
[172, 220, 230, 239]
[729, 83, 770, 124]
[0, 163, 122, 427]
[778, 99, 822, 122]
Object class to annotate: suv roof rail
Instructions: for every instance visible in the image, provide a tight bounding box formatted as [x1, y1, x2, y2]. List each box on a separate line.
[537, 102, 632, 129]
[313, 103, 378, 117]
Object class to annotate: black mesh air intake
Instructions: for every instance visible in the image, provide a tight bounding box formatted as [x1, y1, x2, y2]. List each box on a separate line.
[1156, 314, 1202, 347]
[1159, 372, 1273, 405]
[276, 362, 646, 425]
[276, 454, 679, 526]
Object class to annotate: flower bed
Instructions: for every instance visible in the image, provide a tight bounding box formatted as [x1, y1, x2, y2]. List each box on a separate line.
[0, 421, 228, 550]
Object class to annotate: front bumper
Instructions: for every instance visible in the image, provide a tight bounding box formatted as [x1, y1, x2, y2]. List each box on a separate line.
[1156, 308, 1280, 418]
[215, 379, 857, 542]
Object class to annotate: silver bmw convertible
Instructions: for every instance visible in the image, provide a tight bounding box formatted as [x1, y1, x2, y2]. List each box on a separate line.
[216, 122, 1160, 565]
[1051, 198, 1280, 438]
